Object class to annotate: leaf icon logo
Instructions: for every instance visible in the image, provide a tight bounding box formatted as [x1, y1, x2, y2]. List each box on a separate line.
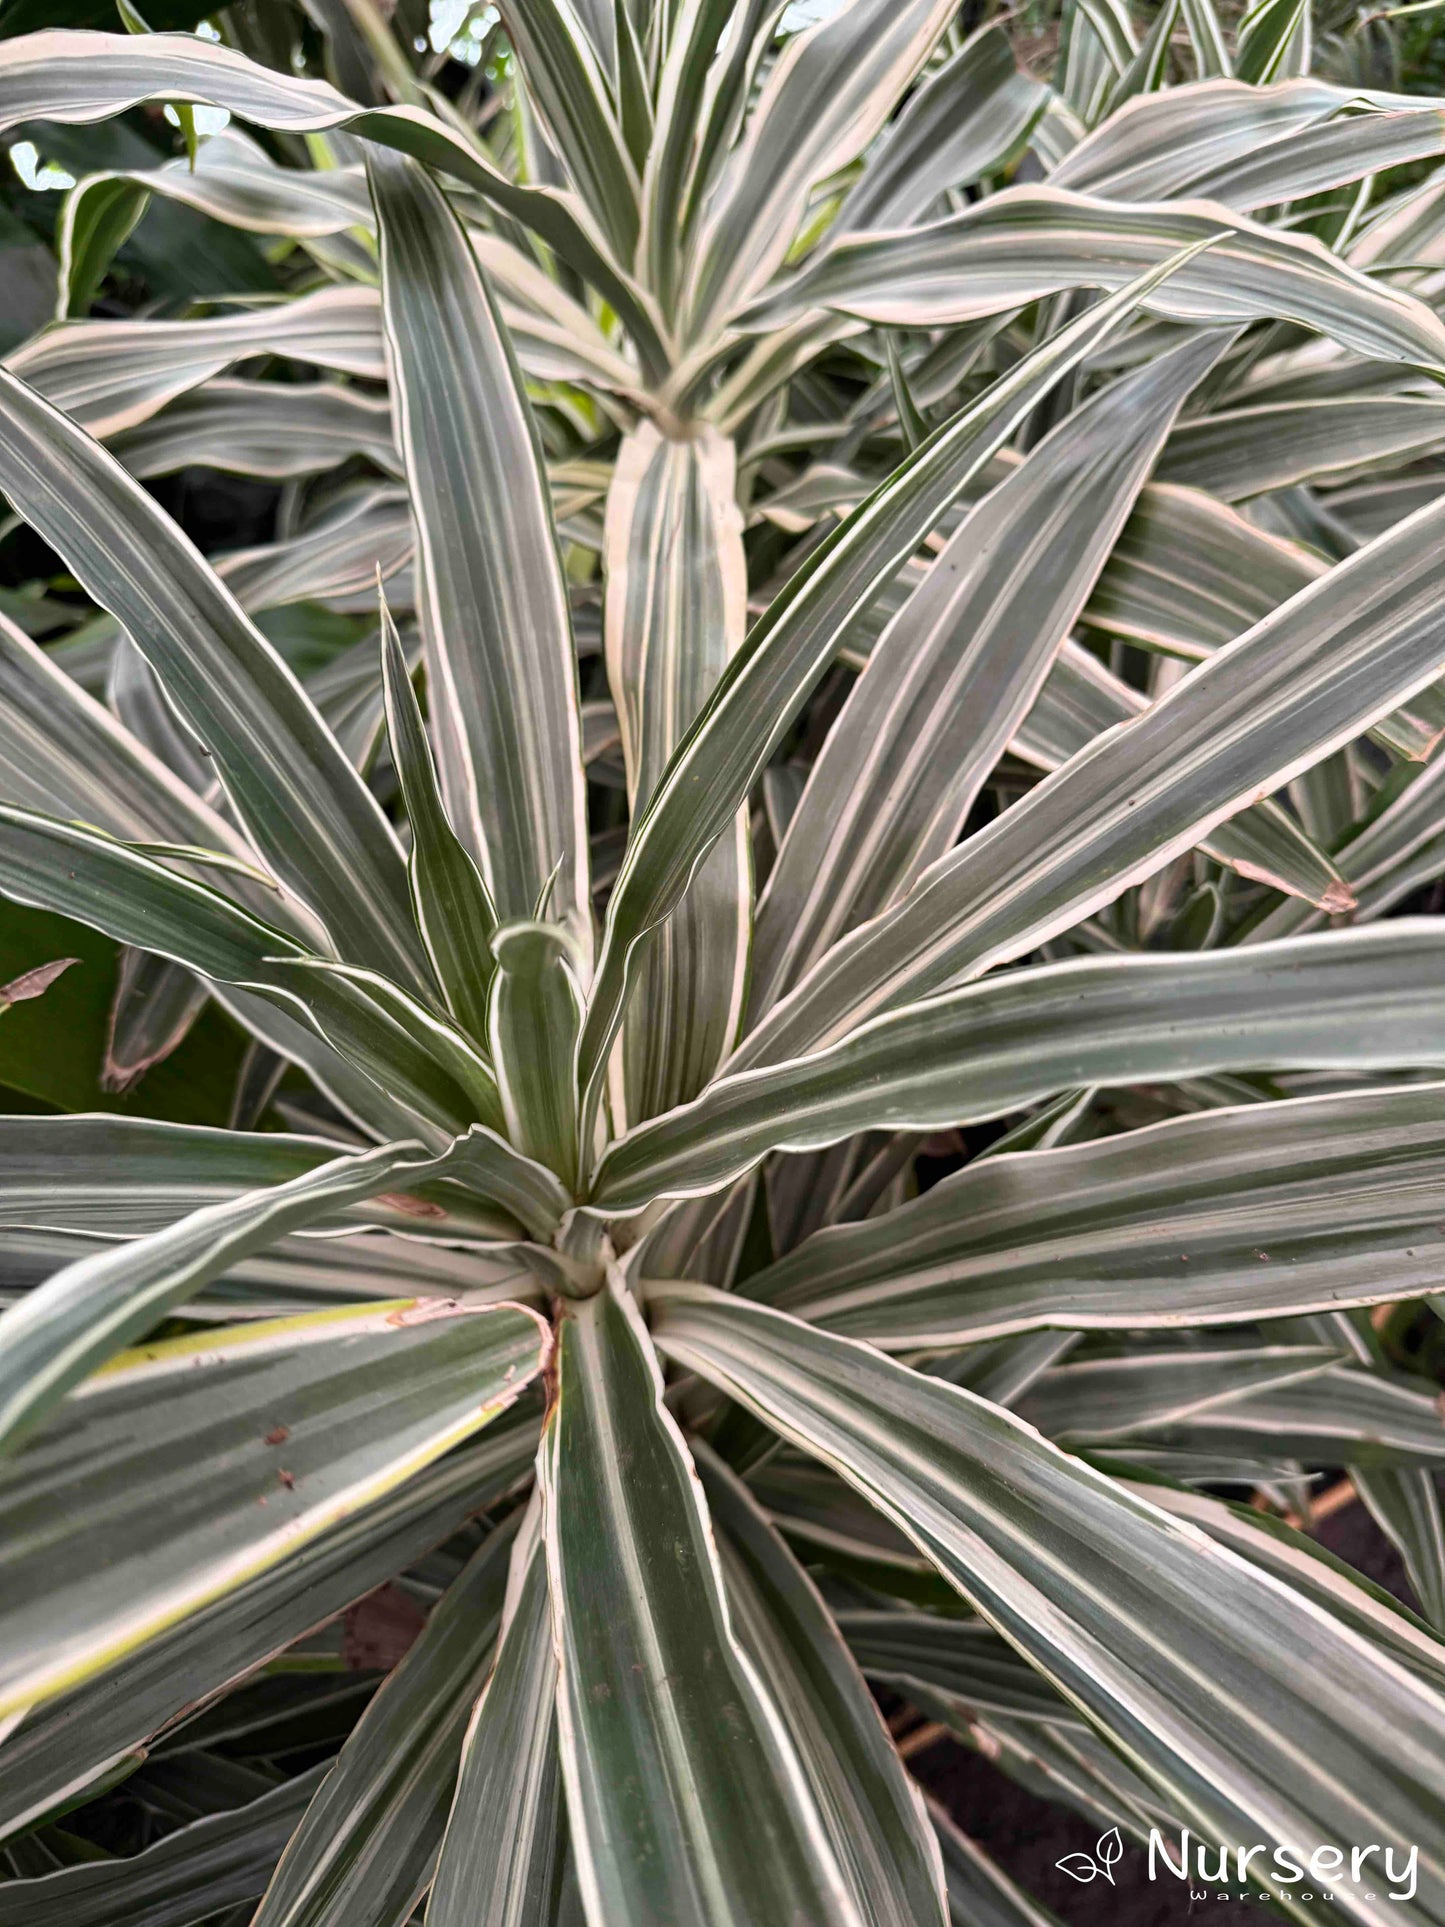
[1055, 1827, 1125, 1884]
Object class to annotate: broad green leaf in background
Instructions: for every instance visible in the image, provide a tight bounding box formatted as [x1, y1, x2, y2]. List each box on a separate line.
[0, 808, 501, 1143]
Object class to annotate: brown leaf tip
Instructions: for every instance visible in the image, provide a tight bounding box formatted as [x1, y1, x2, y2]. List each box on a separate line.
[0, 957, 79, 1007]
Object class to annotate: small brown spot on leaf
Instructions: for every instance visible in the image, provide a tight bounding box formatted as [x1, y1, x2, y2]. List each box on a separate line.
[277, 1468, 296, 1490]
[264, 1425, 289, 1446]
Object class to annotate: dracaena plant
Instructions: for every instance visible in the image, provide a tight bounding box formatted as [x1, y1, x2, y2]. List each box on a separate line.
[5, 6, 1445, 1927]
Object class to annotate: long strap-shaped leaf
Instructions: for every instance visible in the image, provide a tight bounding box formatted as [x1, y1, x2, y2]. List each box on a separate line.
[1136, 1479, 1445, 1692]
[651, 1286, 1445, 1925]
[0, 368, 429, 991]
[1157, 396, 1445, 502]
[380, 598, 498, 1045]
[639, 0, 747, 318]
[57, 126, 372, 311]
[7, 285, 385, 436]
[488, 922, 586, 1192]
[696, 1443, 947, 1926]
[750, 329, 1226, 1015]
[839, 1611, 1082, 1725]
[0, 1411, 539, 1843]
[218, 490, 413, 613]
[592, 923, 1445, 1209]
[1014, 640, 1350, 909]
[0, 1114, 546, 1241]
[1085, 480, 1324, 655]
[498, 0, 641, 263]
[252, 1517, 515, 1927]
[685, 0, 963, 335]
[1, 1760, 331, 1927]
[0, 1138, 424, 1455]
[427, 1507, 568, 1926]
[1051, 77, 1441, 208]
[682, 0, 960, 342]
[745, 1081, 1445, 1347]
[576, 249, 1207, 1149]
[370, 151, 591, 957]
[1179, 0, 1230, 72]
[1356, 1467, 1445, 1632]
[1023, 1352, 1445, 1468]
[538, 1275, 859, 1925]
[744, 489, 1445, 1066]
[0, 30, 668, 375]
[604, 422, 750, 1121]
[0, 1117, 469, 1239]
[115, 383, 400, 484]
[0, 806, 501, 1144]
[1001, 1342, 1350, 1442]
[0, 1118, 562, 1455]
[930, 1802, 1065, 1927]
[0, 609, 297, 922]
[0, 1299, 547, 1720]
[742, 185, 1445, 372]
[837, 21, 1048, 232]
